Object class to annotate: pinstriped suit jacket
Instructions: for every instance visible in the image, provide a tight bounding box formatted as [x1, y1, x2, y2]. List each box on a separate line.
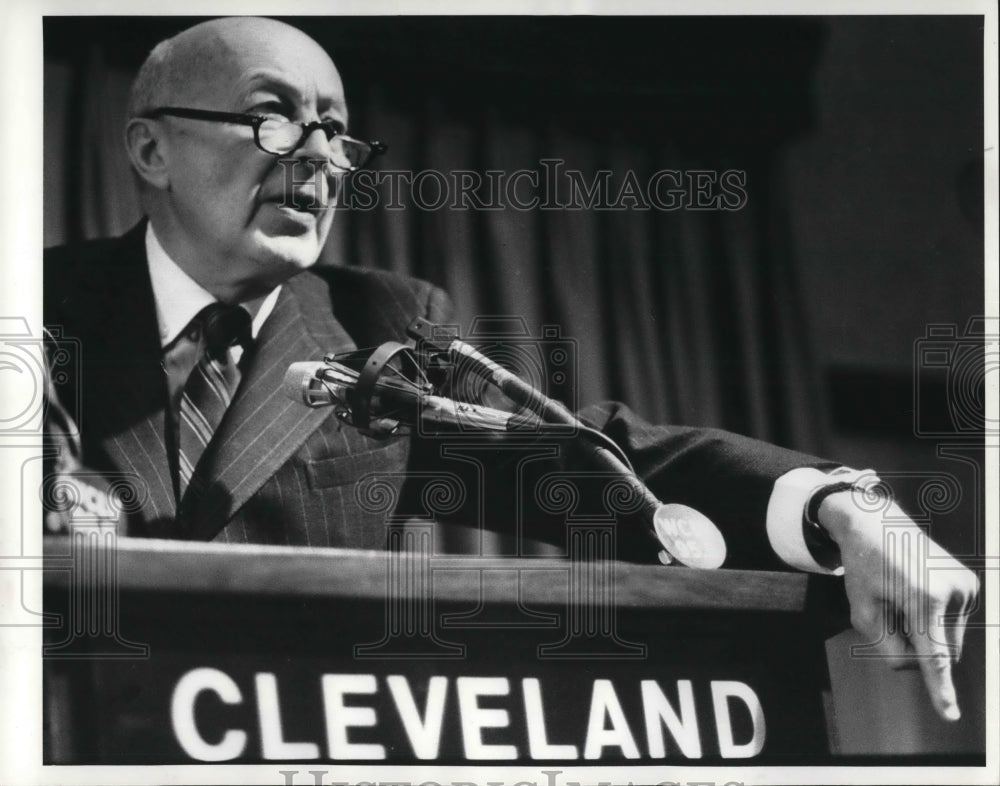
[44, 221, 452, 548]
[45, 222, 829, 567]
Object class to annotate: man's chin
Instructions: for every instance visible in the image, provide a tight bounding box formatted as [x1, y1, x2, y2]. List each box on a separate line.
[253, 232, 326, 276]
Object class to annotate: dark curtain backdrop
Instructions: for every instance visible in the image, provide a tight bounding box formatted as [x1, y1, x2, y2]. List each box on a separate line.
[43, 16, 829, 455]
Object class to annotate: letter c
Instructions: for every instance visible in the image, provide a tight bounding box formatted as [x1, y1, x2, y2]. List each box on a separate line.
[171, 667, 247, 761]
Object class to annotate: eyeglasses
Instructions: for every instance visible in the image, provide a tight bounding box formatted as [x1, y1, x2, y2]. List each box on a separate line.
[138, 107, 387, 171]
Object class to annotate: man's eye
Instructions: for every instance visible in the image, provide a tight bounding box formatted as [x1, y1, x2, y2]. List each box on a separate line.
[252, 102, 291, 120]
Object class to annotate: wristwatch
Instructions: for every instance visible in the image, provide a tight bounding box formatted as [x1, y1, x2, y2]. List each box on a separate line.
[802, 468, 883, 571]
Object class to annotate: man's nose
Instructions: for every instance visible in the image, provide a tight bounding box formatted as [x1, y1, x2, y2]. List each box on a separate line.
[295, 124, 336, 163]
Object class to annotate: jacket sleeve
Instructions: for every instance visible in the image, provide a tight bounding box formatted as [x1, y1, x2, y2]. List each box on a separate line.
[578, 401, 839, 570]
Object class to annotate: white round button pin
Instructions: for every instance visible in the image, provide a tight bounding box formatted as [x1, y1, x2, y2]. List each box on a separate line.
[652, 504, 727, 569]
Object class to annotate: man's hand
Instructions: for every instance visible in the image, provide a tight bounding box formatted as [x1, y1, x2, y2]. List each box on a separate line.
[818, 491, 979, 721]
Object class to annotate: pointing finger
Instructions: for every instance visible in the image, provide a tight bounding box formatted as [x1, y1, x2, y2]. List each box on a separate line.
[911, 604, 961, 721]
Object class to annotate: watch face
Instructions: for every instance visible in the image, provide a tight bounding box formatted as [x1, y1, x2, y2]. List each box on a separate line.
[653, 503, 728, 569]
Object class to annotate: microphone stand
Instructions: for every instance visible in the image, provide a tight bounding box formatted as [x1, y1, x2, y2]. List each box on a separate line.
[406, 318, 726, 568]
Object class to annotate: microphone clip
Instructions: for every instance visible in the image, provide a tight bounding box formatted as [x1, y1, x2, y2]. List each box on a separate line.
[323, 343, 431, 439]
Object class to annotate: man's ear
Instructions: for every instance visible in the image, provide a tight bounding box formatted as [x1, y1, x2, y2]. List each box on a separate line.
[125, 118, 170, 190]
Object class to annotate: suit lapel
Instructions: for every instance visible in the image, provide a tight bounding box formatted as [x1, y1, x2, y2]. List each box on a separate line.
[83, 223, 179, 530]
[181, 271, 357, 540]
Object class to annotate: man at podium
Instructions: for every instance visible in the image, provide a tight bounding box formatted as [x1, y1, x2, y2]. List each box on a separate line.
[42, 15, 979, 730]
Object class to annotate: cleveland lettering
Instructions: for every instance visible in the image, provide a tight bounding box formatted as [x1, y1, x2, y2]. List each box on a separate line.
[169, 669, 766, 762]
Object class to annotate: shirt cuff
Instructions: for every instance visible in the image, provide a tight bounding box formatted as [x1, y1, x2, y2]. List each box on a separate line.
[766, 467, 851, 575]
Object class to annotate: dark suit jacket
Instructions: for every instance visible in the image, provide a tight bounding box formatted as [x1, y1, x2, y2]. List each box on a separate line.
[45, 221, 832, 569]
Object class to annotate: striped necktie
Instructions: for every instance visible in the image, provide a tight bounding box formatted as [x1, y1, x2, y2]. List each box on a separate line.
[177, 303, 252, 500]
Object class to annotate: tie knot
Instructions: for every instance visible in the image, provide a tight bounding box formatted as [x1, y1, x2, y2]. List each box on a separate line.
[197, 303, 252, 359]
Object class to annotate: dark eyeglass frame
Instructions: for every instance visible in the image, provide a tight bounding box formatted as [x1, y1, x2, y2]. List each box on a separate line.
[137, 106, 387, 170]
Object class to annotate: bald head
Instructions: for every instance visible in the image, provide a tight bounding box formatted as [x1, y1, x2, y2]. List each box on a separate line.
[128, 18, 341, 118]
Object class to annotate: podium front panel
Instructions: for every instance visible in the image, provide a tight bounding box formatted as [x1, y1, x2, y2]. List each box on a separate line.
[43, 535, 842, 765]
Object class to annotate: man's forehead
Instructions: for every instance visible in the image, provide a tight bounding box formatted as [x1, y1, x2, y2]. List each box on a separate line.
[169, 20, 344, 108]
[238, 68, 346, 110]
[230, 50, 345, 110]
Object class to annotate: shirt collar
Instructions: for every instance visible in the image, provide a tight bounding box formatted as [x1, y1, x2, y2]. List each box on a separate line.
[145, 222, 280, 349]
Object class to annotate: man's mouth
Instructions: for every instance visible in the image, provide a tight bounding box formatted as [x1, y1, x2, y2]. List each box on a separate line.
[263, 188, 332, 214]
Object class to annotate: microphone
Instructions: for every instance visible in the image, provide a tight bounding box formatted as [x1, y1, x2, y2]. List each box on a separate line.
[284, 360, 368, 409]
[283, 360, 568, 436]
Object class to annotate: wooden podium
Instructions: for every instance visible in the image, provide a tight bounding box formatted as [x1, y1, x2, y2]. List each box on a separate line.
[42, 528, 849, 765]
